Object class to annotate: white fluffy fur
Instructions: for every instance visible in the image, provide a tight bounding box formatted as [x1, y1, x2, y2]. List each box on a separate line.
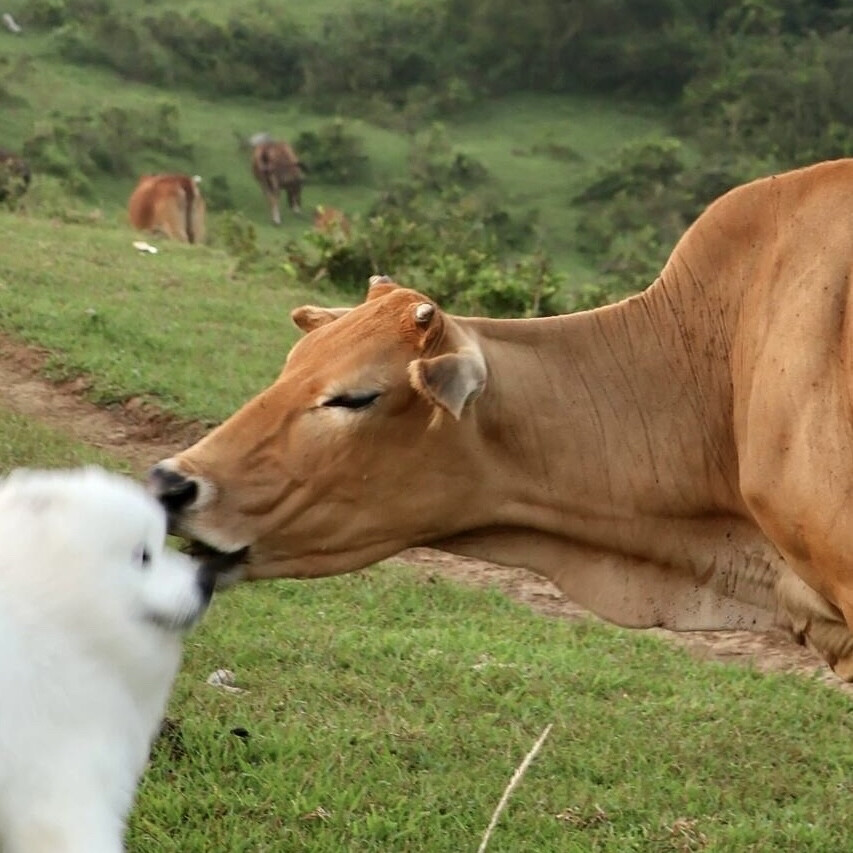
[0, 466, 210, 853]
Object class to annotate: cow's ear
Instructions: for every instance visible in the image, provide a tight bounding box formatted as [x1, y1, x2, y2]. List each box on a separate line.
[366, 275, 400, 301]
[291, 305, 349, 333]
[408, 348, 486, 422]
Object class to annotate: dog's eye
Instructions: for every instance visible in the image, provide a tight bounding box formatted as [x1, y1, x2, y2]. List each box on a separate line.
[135, 546, 152, 569]
[142, 548, 151, 566]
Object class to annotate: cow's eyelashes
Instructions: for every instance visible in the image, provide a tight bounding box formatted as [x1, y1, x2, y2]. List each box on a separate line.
[322, 391, 380, 410]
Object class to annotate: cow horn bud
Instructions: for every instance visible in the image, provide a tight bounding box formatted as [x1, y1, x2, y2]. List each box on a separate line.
[414, 303, 435, 325]
[368, 275, 393, 287]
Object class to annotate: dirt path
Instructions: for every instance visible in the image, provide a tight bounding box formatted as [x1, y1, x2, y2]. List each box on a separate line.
[1, 333, 849, 693]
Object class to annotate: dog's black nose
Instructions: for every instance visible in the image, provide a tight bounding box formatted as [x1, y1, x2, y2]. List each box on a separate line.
[148, 465, 199, 515]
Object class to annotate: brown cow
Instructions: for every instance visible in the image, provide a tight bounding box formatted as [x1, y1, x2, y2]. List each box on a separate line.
[127, 174, 206, 244]
[151, 158, 853, 681]
[313, 205, 351, 237]
[250, 134, 305, 224]
[0, 149, 31, 204]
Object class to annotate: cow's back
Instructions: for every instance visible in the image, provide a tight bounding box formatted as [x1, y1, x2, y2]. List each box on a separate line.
[128, 174, 205, 243]
[251, 142, 303, 187]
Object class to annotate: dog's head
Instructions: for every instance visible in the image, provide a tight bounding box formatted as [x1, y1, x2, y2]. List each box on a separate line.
[0, 466, 212, 634]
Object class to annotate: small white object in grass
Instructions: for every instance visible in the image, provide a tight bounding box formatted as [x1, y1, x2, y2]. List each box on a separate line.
[132, 240, 158, 254]
[206, 668, 246, 694]
[2, 13, 22, 34]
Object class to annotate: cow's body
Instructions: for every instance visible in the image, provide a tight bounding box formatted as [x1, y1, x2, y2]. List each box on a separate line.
[0, 149, 30, 204]
[151, 158, 853, 680]
[128, 174, 206, 244]
[250, 136, 304, 224]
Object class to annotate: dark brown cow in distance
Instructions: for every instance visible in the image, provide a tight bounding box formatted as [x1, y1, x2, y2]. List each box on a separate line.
[250, 133, 305, 224]
[127, 174, 206, 244]
[0, 149, 31, 204]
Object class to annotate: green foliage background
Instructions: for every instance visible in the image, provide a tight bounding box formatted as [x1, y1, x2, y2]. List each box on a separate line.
[5, 0, 852, 312]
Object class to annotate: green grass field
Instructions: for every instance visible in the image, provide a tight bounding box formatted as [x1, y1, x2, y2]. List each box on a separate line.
[2, 14, 853, 852]
[3, 410, 853, 852]
[0, 21, 670, 284]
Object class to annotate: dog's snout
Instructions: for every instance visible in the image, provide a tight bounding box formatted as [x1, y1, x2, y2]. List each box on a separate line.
[148, 465, 199, 515]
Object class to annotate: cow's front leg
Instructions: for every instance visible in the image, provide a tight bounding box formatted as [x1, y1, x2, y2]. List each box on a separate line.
[267, 191, 281, 225]
[774, 567, 853, 680]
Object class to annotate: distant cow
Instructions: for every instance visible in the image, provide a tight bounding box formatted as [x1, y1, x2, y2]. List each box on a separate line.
[250, 133, 305, 224]
[127, 174, 206, 244]
[0, 149, 31, 204]
[313, 205, 350, 237]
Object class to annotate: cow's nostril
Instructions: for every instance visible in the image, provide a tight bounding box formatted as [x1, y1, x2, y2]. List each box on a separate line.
[148, 465, 199, 515]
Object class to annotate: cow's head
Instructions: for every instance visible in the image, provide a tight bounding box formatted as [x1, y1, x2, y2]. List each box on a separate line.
[149, 277, 488, 582]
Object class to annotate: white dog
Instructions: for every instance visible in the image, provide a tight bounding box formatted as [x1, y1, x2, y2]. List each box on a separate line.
[0, 466, 214, 853]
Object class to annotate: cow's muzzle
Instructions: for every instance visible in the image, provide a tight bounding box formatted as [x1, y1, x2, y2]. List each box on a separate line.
[148, 464, 199, 517]
[148, 463, 251, 580]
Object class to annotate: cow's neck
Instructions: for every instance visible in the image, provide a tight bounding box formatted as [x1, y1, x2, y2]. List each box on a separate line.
[462, 278, 741, 524]
[428, 278, 784, 630]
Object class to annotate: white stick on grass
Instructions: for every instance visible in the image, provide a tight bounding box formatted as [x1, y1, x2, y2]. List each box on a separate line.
[476, 723, 554, 853]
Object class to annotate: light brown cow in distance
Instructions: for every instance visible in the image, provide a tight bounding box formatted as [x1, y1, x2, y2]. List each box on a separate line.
[151, 158, 853, 681]
[250, 134, 305, 224]
[128, 174, 206, 244]
[313, 205, 351, 237]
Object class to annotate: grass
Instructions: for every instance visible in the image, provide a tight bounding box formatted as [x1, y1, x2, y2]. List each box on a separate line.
[138, 571, 853, 852]
[3, 397, 853, 851]
[0, 25, 672, 283]
[3, 409, 853, 851]
[0, 212, 319, 420]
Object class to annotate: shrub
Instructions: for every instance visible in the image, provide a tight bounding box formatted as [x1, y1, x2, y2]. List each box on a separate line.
[572, 136, 772, 299]
[54, 1, 306, 97]
[219, 212, 260, 271]
[293, 121, 370, 184]
[203, 174, 234, 212]
[22, 102, 193, 196]
[0, 54, 33, 105]
[286, 205, 562, 318]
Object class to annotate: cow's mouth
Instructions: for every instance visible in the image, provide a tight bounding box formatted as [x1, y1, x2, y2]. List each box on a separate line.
[182, 539, 251, 582]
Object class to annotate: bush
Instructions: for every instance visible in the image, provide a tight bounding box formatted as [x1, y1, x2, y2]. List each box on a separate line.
[17, 174, 105, 224]
[281, 124, 553, 315]
[404, 124, 490, 192]
[54, 1, 306, 97]
[572, 135, 772, 299]
[293, 121, 370, 184]
[22, 102, 193, 196]
[286, 201, 562, 318]
[202, 174, 234, 212]
[0, 54, 31, 106]
[219, 212, 260, 271]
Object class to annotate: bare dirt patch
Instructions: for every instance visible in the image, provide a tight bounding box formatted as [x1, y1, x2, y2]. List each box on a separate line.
[0, 333, 848, 693]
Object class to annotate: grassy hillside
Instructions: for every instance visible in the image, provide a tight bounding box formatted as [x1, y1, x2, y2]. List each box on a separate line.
[0, 23, 668, 284]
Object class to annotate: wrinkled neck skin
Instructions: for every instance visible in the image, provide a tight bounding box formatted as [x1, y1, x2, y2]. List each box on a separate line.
[430, 246, 787, 631]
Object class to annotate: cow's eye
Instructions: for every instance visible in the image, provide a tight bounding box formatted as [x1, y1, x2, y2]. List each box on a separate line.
[322, 391, 380, 410]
